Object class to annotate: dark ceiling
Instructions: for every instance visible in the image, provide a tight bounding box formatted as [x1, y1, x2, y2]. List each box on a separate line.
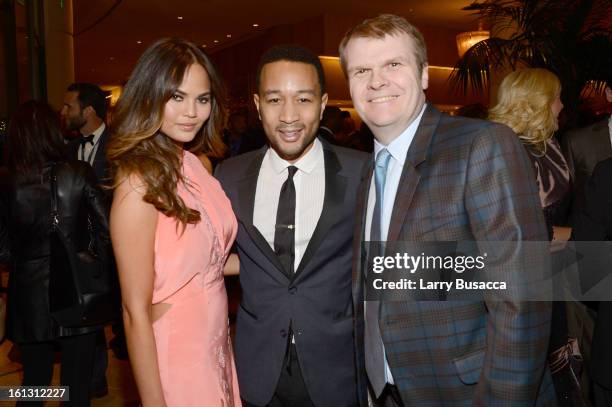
[73, 0, 479, 85]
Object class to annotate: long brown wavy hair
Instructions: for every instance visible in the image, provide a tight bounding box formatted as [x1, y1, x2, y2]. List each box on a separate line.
[107, 38, 226, 227]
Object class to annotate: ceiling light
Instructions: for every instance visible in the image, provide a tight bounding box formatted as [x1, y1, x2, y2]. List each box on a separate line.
[177, 16, 183, 20]
[456, 25, 489, 57]
[109, 56, 115, 61]
[252, 23, 259, 27]
[213, 40, 219, 43]
[226, 34, 232, 38]
[136, 40, 142, 44]
[202, 44, 207, 48]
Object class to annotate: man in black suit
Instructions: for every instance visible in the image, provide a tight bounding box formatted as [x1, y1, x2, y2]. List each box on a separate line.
[61, 83, 111, 184]
[573, 157, 612, 407]
[562, 82, 612, 227]
[61, 83, 114, 398]
[216, 45, 367, 407]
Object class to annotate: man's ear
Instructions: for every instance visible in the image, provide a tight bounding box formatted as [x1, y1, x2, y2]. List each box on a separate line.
[421, 64, 429, 91]
[83, 105, 96, 120]
[253, 94, 261, 120]
[320, 93, 329, 120]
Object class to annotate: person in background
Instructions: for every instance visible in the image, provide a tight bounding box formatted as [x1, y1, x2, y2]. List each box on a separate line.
[60, 82, 121, 397]
[490, 68, 582, 406]
[107, 38, 240, 406]
[573, 157, 612, 407]
[562, 80, 612, 228]
[0, 100, 109, 406]
[319, 106, 343, 145]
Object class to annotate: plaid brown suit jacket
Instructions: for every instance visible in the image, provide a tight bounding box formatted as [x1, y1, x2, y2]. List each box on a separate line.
[352, 105, 557, 406]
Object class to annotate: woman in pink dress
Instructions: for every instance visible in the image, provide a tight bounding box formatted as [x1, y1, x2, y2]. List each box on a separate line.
[108, 38, 241, 406]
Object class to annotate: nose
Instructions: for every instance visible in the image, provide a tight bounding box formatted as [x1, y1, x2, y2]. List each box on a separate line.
[368, 68, 388, 90]
[183, 99, 197, 118]
[279, 101, 298, 124]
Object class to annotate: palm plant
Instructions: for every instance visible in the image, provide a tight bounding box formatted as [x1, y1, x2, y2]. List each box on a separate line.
[450, 0, 612, 126]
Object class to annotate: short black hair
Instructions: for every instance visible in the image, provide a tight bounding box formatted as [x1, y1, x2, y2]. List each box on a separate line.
[67, 82, 108, 119]
[256, 44, 326, 94]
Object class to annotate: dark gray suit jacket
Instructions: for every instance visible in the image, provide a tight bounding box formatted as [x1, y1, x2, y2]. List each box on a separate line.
[562, 117, 612, 226]
[215, 139, 367, 407]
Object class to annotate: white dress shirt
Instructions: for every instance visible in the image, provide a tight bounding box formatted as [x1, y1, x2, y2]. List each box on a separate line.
[253, 139, 325, 272]
[79, 123, 105, 165]
[364, 103, 426, 385]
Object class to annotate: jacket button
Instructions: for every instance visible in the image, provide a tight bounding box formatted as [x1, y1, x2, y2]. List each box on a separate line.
[280, 329, 287, 338]
[289, 287, 297, 294]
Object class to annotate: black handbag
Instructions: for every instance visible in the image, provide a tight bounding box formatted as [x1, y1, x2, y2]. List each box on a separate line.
[48, 164, 117, 327]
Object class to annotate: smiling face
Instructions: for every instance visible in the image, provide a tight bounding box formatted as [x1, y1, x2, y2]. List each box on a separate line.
[160, 63, 212, 146]
[344, 33, 428, 144]
[254, 60, 328, 163]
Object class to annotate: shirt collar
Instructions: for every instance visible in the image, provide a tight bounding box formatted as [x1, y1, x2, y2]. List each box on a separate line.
[373, 103, 427, 165]
[268, 138, 323, 175]
[83, 123, 105, 144]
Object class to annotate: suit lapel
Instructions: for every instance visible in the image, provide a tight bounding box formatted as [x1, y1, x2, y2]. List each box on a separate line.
[294, 143, 346, 279]
[353, 161, 373, 306]
[386, 105, 441, 243]
[235, 147, 290, 279]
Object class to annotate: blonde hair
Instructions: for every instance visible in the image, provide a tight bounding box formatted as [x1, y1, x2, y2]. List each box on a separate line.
[338, 14, 428, 77]
[489, 68, 561, 155]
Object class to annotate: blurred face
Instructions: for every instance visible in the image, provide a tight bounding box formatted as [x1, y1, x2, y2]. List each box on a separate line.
[344, 33, 428, 144]
[551, 92, 563, 129]
[61, 91, 86, 132]
[605, 86, 612, 103]
[254, 61, 328, 163]
[161, 63, 212, 146]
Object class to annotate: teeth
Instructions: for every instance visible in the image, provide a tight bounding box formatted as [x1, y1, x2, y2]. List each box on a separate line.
[370, 95, 398, 103]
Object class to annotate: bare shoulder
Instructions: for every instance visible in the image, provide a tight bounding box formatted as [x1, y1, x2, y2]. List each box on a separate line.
[111, 172, 157, 221]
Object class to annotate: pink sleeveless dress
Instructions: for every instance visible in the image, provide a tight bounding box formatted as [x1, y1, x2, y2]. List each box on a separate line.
[151, 151, 241, 406]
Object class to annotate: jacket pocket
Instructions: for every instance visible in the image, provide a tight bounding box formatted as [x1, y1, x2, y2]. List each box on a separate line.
[453, 348, 485, 385]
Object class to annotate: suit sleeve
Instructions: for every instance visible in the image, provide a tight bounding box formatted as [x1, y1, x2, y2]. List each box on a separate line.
[464, 124, 552, 405]
[573, 159, 612, 241]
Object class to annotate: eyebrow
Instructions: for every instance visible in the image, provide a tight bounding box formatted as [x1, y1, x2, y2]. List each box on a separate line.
[263, 89, 317, 96]
[174, 89, 211, 97]
[349, 56, 408, 72]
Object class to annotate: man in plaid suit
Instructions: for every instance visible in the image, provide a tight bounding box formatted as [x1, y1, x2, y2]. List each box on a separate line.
[340, 14, 556, 406]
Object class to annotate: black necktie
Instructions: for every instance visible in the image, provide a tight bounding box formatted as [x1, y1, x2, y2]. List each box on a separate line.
[274, 166, 297, 275]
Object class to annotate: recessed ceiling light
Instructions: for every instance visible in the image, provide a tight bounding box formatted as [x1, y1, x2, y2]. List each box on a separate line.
[252, 23, 259, 27]
[177, 16, 183, 20]
[213, 40, 219, 43]
[202, 44, 207, 48]
[226, 34, 232, 38]
[136, 40, 142, 44]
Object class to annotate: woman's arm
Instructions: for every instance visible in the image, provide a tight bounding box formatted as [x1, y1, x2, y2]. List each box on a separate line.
[111, 173, 166, 407]
[223, 253, 240, 276]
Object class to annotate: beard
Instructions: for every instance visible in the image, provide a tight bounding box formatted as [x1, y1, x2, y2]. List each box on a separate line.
[64, 114, 87, 132]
